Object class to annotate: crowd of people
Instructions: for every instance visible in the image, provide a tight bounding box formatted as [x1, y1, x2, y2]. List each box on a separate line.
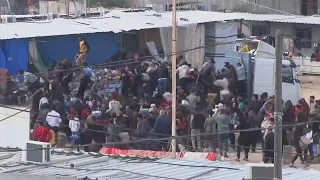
[11, 37, 319, 165]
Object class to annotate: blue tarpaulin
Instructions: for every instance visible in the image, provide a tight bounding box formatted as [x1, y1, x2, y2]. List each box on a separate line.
[0, 48, 6, 69]
[0, 39, 29, 75]
[37, 33, 121, 66]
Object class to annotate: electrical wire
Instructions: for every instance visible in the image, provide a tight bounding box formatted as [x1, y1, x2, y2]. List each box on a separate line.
[2, 40, 236, 82]
[0, 104, 312, 166]
[0, 96, 313, 166]
[0, 12, 315, 158]
[0, 37, 316, 84]
[1, 33, 318, 83]
[3, 2, 318, 80]
[0, 104, 316, 156]
[0, 104, 314, 137]
[1, 5, 316, 179]
[0, 104, 312, 140]
[0, 88, 42, 122]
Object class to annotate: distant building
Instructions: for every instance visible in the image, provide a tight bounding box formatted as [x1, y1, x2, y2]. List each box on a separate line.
[200, 0, 319, 15]
[2, 0, 11, 14]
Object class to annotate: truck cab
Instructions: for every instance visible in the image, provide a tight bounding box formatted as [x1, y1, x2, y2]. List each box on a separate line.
[227, 39, 302, 104]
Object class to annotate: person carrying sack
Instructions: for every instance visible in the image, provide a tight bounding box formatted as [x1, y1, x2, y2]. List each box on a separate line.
[290, 111, 306, 167]
[302, 130, 314, 162]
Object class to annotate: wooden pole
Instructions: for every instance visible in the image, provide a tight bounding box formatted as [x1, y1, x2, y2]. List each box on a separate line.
[274, 29, 283, 180]
[84, 0, 87, 17]
[67, 0, 70, 17]
[171, 0, 177, 159]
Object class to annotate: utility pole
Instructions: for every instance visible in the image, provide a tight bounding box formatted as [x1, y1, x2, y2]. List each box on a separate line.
[195, 0, 198, 10]
[88, 0, 90, 15]
[171, 0, 177, 159]
[67, 0, 70, 18]
[274, 29, 283, 180]
[84, 0, 87, 17]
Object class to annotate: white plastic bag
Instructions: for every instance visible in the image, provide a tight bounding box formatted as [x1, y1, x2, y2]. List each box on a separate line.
[306, 131, 313, 143]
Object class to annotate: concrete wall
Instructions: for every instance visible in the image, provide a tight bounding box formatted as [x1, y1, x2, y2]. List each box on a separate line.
[241, 20, 320, 55]
[0, 107, 30, 149]
[201, 0, 302, 14]
[39, 0, 85, 15]
[270, 23, 320, 55]
[241, 21, 267, 37]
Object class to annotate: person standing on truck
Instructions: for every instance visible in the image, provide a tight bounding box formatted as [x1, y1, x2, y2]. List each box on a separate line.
[75, 36, 90, 66]
[236, 60, 246, 97]
[225, 62, 237, 95]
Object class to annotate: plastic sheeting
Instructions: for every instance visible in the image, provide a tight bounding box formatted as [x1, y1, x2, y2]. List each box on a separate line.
[101, 147, 218, 161]
[2, 39, 29, 75]
[160, 25, 193, 62]
[146, 41, 164, 63]
[184, 24, 205, 70]
[37, 33, 121, 66]
[160, 23, 205, 70]
[0, 48, 6, 69]
[205, 22, 237, 70]
[29, 38, 50, 72]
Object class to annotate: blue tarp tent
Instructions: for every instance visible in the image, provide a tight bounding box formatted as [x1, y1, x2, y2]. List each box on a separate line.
[0, 39, 29, 75]
[37, 33, 121, 66]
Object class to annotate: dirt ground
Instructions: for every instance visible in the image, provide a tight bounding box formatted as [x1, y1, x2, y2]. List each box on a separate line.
[299, 75, 320, 100]
[225, 74, 320, 169]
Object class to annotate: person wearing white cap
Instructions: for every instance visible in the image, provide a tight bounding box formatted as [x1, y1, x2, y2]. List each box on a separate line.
[214, 103, 231, 158]
[148, 104, 157, 114]
[204, 107, 220, 152]
[150, 104, 156, 110]
[215, 103, 225, 110]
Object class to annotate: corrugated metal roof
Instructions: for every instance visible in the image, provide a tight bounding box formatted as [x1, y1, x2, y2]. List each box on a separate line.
[0, 150, 319, 180]
[229, 12, 320, 25]
[0, 11, 241, 40]
[1, 11, 319, 40]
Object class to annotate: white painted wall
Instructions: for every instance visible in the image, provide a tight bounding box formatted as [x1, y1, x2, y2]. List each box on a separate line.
[39, 0, 84, 15]
[242, 21, 320, 55]
[241, 21, 267, 37]
[0, 107, 30, 149]
[269, 22, 294, 53]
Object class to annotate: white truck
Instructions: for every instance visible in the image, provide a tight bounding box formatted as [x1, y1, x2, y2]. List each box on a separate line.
[222, 39, 302, 104]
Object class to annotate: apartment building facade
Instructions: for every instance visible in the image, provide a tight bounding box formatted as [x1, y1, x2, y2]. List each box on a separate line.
[200, 0, 319, 15]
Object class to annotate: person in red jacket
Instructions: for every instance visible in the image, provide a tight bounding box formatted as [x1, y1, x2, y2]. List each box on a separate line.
[81, 104, 91, 120]
[33, 122, 52, 142]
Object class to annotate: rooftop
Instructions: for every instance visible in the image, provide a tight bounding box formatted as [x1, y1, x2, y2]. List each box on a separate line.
[0, 10, 242, 40]
[1, 10, 320, 40]
[229, 12, 320, 25]
[0, 149, 319, 180]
